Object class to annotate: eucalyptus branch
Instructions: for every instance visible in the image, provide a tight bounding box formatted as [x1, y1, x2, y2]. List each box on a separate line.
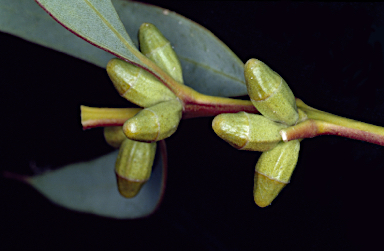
[4, 0, 382, 218]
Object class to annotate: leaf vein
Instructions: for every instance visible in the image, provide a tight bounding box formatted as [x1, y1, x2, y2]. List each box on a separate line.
[82, 0, 138, 56]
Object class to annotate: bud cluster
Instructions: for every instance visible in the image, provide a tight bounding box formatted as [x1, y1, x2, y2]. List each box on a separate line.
[91, 22, 303, 205]
[104, 23, 185, 198]
[213, 59, 302, 207]
[106, 23, 185, 143]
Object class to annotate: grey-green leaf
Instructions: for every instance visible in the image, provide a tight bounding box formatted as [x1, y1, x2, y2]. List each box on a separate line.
[26, 147, 166, 219]
[35, 0, 143, 66]
[0, 0, 115, 68]
[0, 0, 247, 97]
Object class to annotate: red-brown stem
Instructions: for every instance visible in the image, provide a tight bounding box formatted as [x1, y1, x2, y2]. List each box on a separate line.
[182, 95, 258, 119]
[281, 119, 384, 146]
[280, 99, 384, 146]
[81, 97, 258, 129]
[156, 140, 168, 210]
[280, 119, 319, 141]
[83, 120, 126, 129]
[323, 122, 384, 145]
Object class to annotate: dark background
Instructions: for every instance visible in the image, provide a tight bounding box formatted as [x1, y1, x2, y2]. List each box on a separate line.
[1, 1, 384, 250]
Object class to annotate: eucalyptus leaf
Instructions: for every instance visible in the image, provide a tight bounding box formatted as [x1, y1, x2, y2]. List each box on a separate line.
[0, 0, 247, 97]
[26, 147, 166, 219]
[0, 0, 114, 68]
[34, 0, 143, 66]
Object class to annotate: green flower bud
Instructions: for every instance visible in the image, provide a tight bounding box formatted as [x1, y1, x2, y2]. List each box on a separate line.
[212, 112, 287, 152]
[123, 99, 183, 142]
[244, 59, 299, 126]
[106, 58, 176, 107]
[254, 140, 300, 207]
[103, 126, 127, 148]
[115, 138, 156, 198]
[139, 23, 184, 84]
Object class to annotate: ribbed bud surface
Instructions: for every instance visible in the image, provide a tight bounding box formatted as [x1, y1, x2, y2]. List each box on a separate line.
[245, 59, 299, 125]
[212, 112, 249, 149]
[123, 99, 183, 142]
[253, 172, 286, 208]
[115, 138, 156, 198]
[115, 176, 147, 199]
[139, 23, 184, 84]
[254, 140, 300, 207]
[212, 112, 287, 152]
[107, 58, 176, 107]
[244, 59, 281, 101]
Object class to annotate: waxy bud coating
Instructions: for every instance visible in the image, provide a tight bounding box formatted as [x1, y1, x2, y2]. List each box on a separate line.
[123, 99, 183, 142]
[212, 112, 287, 152]
[115, 138, 156, 198]
[104, 126, 127, 148]
[254, 140, 300, 207]
[245, 59, 299, 126]
[107, 58, 176, 107]
[139, 23, 184, 84]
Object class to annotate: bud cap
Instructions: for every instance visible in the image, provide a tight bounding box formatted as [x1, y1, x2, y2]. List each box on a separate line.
[244, 59, 281, 101]
[212, 112, 287, 152]
[107, 58, 176, 107]
[254, 140, 300, 207]
[253, 172, 286, 208]
[123, 99, 183, 142]
[115, 138, 157, 198]
[245, 59, 299, 126]
[139, 23, 184, 84]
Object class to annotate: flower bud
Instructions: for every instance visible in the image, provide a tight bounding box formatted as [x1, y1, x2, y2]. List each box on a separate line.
[104, 126, 127, 148]
[106, 58, 176, 107]
[254, 140, 300, 207]
[212, 112, 287, 152]
[139, 23, 184, 84]
[244, 59, 299, 126]
[123, 99, 183, 142]
[115, 138, 156, 198]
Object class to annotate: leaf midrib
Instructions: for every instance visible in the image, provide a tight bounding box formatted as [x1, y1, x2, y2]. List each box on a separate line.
[83, 0, 138, 57]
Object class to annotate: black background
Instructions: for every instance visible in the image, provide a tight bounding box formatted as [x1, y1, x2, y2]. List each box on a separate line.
[1, 1, 384, 250]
